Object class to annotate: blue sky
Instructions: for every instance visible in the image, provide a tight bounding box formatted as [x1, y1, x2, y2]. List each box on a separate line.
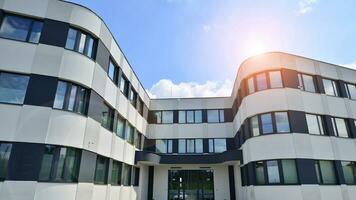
[67, 0, 356, 98]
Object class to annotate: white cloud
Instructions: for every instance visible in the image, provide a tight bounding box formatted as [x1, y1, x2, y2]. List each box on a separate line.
[203, 25, 211, 33]
[341, 61, 356, 70]
[146, 79, 233, 98]
[298, 0, 319, 14]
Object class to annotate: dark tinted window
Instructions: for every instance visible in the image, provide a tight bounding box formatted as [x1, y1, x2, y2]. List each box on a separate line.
[94, 155, 109, 184]
[0, 143, 12, 180]
[38, 145, 81, 182]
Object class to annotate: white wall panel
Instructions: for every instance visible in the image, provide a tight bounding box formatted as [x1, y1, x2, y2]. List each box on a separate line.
[47, 110, 87, 149]
[91, 185, 107, 200]
[97, 128, 113, 157]
[69, 6, 101, 37]
[254, 186, 302, 200]
[90, 64, 107, 98]
[0, 181, 37, 200]
[3, 0, 48, 18]
[75, 183, 93, 200]
[31, 45, 63, 77]
[15, 106, 51, 144]
[45, 0, 72, 22]
[82, 118, 101, 152]
[35, 183, 77, 200]
[59, 51, 95, 88]
[0, 104, 21, 142]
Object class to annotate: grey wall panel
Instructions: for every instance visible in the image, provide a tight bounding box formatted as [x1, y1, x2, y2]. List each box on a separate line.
[96, 40, 110, 72]
[87, 90, 104, 124]
[289, 111, 308, 133]
[39, 19, 70, 47]
[7, 143, 45, 181]
[24, 74, 58, 107]
[324, 115, 335, 136]
[281, 69, 299, 89]
[296, 159, 318, 184]
[147, 166, 154, 200]
[78, 150, 97, 183]
[228, 165, 236, 200]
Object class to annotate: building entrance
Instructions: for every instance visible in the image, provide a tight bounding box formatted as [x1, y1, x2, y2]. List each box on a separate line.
[168, 170, 214, 200]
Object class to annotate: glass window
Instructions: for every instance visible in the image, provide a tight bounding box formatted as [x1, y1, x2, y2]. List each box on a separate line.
[0, 15, 31, 41]
[167, 139, 173, 153]
[275, 112, 290, 133]
[53, 81, 89, 115]
[269, 71, 283, 88]
[162, 111, 173, 124]
[323, 79, 339, 96]
[186, 139, 195, 153]
[0, 72, 29, 104]
[178, 139, 186, 154]
[0, 143, 12, 180]
[28, 21, 43, 43]
[85, 36, 95, 58]
[195, 139, 203, 153]
[207, 110, 219, 123]
[315, 160, 337, 184]
[129, 88, 137, 107]
[137, 99, 144, 115]
[266, 160, 280, 184]
[256, 73, 268, 91]
[179, 111, 186, 123]
[306, 114, 324, 135]
[65, 27, 96, 58]
[119, 74, 129, 97]
[255, 161, 265, 185]
[332, 118, 348, 138]
[108, 59, 118, 84]
[116, 115, 126, 139]
[282, 160, 298, 184]
[101, 104, 114, 131]
[186, 110, 194, 123]
[261, 113, 273, 134]
[78, 33, 86, 53]
[156, 140, 167, 153]
[126, 124, 135, 145]
[346, 83, 356, 100]
[247, 77, 255, 94]
[154, 111, 162, 124]
[134, 131, 141, 149]
[94, 156, 109, 184]
[219, 110, 225, 122]
[111, 161, 122, 185]
[39, 146, 81, 182]
[195, 110, 202, 123]
[65, 28, 77, 50]
[122, 164, 132, 186]
[208, 139, 214, 153]
[299, 74, 316, 92]
[341, 161, 356, 185]
[214, 139, 226, 153]
[250, 116, 260, 136]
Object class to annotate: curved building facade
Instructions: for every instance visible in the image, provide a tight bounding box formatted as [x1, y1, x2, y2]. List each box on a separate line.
[0, 0, 355, 200]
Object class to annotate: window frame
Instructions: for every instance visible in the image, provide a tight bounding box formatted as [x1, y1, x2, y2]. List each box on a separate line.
[314, 160, 338, 185]
[305, 113, 325, 136]
[298, 73, 316, 93]
[0, 13, 44, 44]
[322, 78, 339, 97]
[345, 82, 356, 100]
[331, 117, 349, 138]
[64, 27, 97, 59]
[341, 161, 356, 185]
[107, 58, 120, 85]
[0, 71, 30, 105]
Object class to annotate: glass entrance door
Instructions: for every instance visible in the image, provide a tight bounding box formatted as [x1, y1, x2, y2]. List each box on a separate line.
[168, 170, 214, 200]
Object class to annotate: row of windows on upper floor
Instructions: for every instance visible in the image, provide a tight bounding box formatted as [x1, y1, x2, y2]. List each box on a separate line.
[246, 70, 356, 98]
[0, 143, 140, 186]
[0, 12, 147, 116]
[241, 159, 356, 186]
[155, 138, 227, 154]
[150, 109, 226, 124]
[248, 111, 355, 138]
[0, 71, 144, 150]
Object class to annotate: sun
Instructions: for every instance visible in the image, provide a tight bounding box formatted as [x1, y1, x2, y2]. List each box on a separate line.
[245, 38, 268, 57]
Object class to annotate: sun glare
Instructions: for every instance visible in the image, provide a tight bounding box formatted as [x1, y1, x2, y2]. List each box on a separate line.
[245, 38, 268, 57]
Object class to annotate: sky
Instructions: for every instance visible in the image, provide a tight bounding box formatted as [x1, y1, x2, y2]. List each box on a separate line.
[67, 0, 356, 98]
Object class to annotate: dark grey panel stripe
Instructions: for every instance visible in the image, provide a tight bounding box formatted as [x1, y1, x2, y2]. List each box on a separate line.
[147, 166, 154, 200]
[228, 165, 236, 200]
[135, 150, 243, 164]
[39, 19, 70, 47]
[24, 74, 58, 107]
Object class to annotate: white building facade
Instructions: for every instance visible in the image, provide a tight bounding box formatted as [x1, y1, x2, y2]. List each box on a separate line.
[0, 0, 355, 200]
